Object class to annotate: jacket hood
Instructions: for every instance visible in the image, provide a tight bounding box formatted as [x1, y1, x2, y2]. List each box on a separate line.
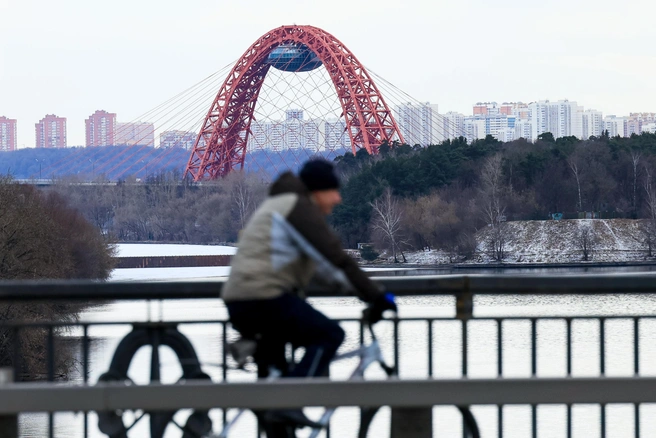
[269, 172, 310, 197]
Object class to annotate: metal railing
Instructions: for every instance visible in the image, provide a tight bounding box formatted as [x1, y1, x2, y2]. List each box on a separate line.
[2, 273, 656, 437]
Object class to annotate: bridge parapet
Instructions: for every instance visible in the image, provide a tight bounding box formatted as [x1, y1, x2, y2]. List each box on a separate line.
[1, 274, 655, 437]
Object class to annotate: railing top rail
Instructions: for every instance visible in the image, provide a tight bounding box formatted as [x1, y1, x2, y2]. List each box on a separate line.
[1, 273, 656, 301]
[2, 378, 656, 413]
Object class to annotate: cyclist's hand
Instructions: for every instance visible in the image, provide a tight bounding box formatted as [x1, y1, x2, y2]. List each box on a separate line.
[366, 292, 397, 324]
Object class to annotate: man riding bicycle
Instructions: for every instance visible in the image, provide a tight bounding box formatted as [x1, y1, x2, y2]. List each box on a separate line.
[222, 159, 397, 428]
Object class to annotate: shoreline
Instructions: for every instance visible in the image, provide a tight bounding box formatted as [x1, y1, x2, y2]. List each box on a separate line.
[365, 260, 656, 270]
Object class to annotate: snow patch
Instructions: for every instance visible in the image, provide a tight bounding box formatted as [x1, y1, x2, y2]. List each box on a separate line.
[116, 243, 236, 258]
[403, 219, 653, 265]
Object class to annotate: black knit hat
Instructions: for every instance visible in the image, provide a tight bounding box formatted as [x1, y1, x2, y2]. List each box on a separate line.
[299, 159, 340, 192]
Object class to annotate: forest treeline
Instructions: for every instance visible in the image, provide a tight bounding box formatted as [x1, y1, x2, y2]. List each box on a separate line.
[46, 172, 269, 244]
[40, 131, 656, 260]
[331, 132, 656, 260]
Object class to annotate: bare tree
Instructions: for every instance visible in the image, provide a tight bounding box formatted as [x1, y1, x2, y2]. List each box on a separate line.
[228, 172, 267, 231]
[402, 194, 455, 250]
[631, 151, 642, 215]
[639, 164, 656, 256]
[233, 179, 254, 230]
[370, 188, 405, 263]
[575, 223, 597, 261]
[568, 156, 584, 212]
[480, 155, 508, 261]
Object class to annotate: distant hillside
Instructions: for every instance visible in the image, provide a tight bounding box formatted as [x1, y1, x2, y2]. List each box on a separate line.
[404, 219, 651, 264]
[0, 146, 346, 181]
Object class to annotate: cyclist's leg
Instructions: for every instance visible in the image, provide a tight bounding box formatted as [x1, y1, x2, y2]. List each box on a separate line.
[273, 294, 345, 378]
[227, 296, 320, 430]
[253, 338, 288, 378]
[227, 297, 290, 377]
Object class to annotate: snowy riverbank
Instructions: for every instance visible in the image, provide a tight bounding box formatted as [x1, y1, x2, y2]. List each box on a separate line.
[403, 219, 654, 265]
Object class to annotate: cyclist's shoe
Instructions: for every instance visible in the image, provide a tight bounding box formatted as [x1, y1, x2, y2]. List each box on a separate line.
[263, 409, 323, 429]
[228, 337, 257, 369]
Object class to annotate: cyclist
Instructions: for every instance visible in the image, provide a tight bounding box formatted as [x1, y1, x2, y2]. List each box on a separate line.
[222, 159, 397, 428]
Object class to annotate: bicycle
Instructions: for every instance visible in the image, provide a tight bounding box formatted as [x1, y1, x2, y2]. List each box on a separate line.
[95, 308, 480, 437]
[213, 308, 481, 438]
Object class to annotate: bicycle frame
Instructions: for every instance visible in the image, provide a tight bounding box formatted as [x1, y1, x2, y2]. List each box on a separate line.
[214, 323, 394, 438]
[308, 334, 394, 438]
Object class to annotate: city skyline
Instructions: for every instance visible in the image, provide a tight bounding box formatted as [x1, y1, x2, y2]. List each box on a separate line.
[3, 98, 656, 151]
[1, 0, 654, 149]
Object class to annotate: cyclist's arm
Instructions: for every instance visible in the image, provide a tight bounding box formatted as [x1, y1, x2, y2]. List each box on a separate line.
[282, 195, 383, 302]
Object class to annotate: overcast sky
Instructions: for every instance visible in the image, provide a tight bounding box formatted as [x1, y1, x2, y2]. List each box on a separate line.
[1, 0, 655, 148]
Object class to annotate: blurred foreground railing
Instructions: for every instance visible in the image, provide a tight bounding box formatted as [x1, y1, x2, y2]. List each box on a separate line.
[1, 273, 656, 437]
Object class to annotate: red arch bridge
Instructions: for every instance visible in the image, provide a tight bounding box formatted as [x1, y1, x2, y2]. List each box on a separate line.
[184, 25, 405, 181]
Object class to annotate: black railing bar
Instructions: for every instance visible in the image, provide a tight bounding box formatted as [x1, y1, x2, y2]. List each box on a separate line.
[2, 315, 656, 330]
[6, 378, 656, 412]
[47, 327, 54, 382]
[221, 321, 228, 428]
[427, 320, 433, 377]
[3, 274, 656, 301]
[634, 318, 640, 375]
[462, 319, 468, 377]
[566, 318, 572, 377]
[600, 318, 606, 376]
[393, 318, 400, 373]
[634, 403, 640, 438]
[531, 318, 537, 377]
[497, 319, 503, 377]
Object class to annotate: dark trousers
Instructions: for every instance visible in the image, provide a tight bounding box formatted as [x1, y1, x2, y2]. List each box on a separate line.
[227, 293, 345, 378]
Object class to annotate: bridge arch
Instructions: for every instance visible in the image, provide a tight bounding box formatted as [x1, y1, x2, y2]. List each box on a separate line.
[184, 25, 404, 181]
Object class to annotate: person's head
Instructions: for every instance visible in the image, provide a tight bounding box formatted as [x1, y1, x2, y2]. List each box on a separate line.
[299, 159, 342, 215]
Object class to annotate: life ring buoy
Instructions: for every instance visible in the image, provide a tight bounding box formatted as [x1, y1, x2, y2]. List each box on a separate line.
[97, 324, 212, 438]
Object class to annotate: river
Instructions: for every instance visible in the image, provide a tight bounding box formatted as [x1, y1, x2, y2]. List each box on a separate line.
[18, 263, 656, 437]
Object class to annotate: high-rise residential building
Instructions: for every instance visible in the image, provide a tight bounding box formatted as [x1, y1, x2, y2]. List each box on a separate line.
[500, 102, 530, 119]
[247, 112, 352, 152]
[115, 122, 155, 146]
[495, 128, 515, 143]
[324, 119, 351, 151]
[627, 113, 656, 136]
[486, 115, 516, 139]
[464, 118, 486, 142]
[529, 100, 580, 140]
[514, 119, 533, 140]
[35, 114, 67, 148]
[283, 118, 302, 150]
[473, 102, 500, 116]
[529, 101, 551, 139]
[302, 119, 324, 151]
[286, 109, 304, 121]
[643, 123, 656, 134]
[395, 102, 440, 146]
[0, 116, 17, 152]
[581, 109, 604, 139]
[442, 112, 466, 140]
[249, 120, 270, 151]
[85, 110, 116, 147]
[159, 130, 197, 149]
[603, 116, 628, 137]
